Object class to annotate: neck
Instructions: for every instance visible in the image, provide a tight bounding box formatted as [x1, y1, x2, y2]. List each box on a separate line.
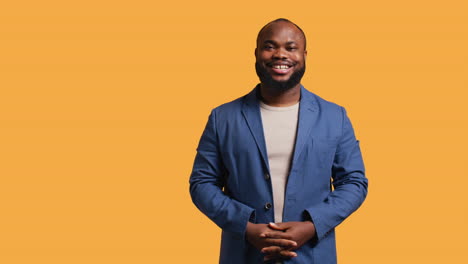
[259, 83, 301, 107]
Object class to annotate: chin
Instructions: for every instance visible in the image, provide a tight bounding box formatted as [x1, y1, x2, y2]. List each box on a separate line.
[272, 75, 292, 82]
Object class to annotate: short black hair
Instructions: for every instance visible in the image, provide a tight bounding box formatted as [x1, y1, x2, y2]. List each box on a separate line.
[257, 18, 307, 49]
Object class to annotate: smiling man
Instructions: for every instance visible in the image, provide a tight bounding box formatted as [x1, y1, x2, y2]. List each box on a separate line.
[190, 18, 368, 263]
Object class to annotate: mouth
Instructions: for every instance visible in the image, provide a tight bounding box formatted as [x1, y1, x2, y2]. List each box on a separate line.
[268, 63, 294, 75]
[272, 64, 291, 69]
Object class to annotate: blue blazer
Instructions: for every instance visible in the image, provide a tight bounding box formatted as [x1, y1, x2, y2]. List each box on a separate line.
[190, 85, 368, 264]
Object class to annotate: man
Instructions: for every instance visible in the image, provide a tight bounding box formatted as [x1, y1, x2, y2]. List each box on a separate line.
[189, 18, 368, 263]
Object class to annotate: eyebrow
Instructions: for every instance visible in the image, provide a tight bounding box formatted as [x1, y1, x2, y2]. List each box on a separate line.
[262, 40, 298, 45]
[263, 40, 277, 45]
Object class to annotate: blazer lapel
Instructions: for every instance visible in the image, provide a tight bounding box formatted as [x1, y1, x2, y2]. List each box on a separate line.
[241, 86, 270, 173]
[241, 85, 319, 175]
[291, 86, 319, 168]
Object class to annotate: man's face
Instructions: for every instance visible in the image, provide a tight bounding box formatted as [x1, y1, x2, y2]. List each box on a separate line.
[255, 21, 307, 91]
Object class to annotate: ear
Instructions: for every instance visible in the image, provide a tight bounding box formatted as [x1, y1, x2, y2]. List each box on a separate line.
[254, 48, 258, 57]
[304, 50, 308, 58]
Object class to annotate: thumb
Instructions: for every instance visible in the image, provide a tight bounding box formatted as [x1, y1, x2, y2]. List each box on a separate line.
[268, 222, 287, 231]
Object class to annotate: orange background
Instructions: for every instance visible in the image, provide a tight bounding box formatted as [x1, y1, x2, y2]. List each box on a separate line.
[1, 0, 467, 263]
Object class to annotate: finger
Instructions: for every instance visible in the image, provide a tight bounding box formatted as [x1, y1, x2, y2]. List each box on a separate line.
[280, 250, 297, 258]
[264, 238, 297, 248]
[262, 250, 297, 262]
[261, 246, 282, 254]
[262, 230, 293, 239]
[262, 248, 297, 258]
[268, 222, 287, 231]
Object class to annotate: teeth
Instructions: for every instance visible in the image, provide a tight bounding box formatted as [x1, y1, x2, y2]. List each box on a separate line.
[273, 65, 290, 69]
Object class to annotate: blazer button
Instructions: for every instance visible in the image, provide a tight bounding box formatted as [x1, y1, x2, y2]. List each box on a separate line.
[264, 203, 272, 210]
[264, 173, 270, 180]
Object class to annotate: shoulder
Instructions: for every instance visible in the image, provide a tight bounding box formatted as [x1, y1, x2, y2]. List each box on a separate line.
[301, 87, 345, 115]
[212, 95, 246, 113]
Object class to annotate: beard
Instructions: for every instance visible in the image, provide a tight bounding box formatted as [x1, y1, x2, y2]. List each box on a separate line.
[255, 61, 306, 92]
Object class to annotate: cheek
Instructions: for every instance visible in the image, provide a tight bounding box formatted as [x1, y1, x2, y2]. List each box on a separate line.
[294, 57, 305, 66]
[259, 55, 271, 62]
[258, 51, 273, 60]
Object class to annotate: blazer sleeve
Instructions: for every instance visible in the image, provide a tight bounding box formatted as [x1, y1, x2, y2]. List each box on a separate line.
[189, 109, 255, 240]
[305, 107, 368, 241]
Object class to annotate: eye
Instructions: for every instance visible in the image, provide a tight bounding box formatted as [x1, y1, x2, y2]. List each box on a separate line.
[287, 46, 298, 51]
[264, 45, 274, 50]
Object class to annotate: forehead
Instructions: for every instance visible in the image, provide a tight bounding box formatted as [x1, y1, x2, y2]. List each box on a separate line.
[257, 21, 305, 46]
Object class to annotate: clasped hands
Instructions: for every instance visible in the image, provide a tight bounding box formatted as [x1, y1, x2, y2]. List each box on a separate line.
[246, 221, 316, 262]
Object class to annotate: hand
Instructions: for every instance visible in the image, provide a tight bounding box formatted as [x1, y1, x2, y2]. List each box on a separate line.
[246, 222, 297, 250]
[260, 221, 316, 258]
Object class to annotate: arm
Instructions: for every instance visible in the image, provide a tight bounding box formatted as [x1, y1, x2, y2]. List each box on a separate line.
[259, 107, 368, 259]
[190, 110, 299, 253]
[261, 108, 367, 257]
[305, 107, 368, 241]
[189, 110, 254, 239]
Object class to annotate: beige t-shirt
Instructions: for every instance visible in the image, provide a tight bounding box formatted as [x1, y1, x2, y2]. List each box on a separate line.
[260, 101, 299, 223]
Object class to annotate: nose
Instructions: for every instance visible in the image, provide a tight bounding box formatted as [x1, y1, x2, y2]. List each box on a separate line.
[273, 47, 287, 59]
